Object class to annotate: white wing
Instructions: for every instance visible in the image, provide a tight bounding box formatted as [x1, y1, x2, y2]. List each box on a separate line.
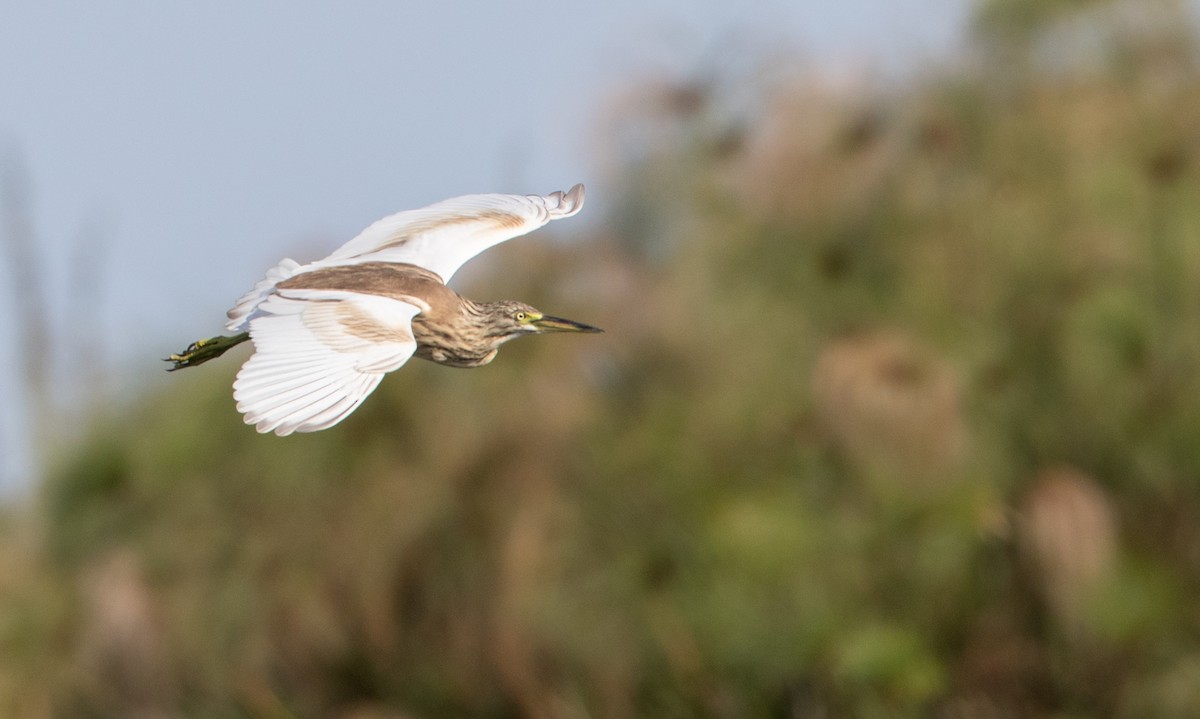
[225, 184, 584, 333]
[317, 183, 584, 282]
[232, 288, 426, 436]
[225, 184, 585, 333]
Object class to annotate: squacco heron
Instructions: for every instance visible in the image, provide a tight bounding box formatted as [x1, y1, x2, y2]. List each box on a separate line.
[167, 184, 600, 436]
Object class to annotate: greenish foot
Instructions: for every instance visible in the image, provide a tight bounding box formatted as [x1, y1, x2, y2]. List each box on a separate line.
[164, 332, 250, 371]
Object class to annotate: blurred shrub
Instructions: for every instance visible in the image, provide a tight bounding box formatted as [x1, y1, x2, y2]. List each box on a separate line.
[1017, 467, 1116, 635]
[811, 331, 968, 489]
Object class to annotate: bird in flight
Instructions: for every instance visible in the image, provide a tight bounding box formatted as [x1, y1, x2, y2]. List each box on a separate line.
[166, 184, 600, 436]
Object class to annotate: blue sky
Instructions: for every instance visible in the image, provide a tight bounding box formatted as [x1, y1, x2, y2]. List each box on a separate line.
[0, 1, 966, 488]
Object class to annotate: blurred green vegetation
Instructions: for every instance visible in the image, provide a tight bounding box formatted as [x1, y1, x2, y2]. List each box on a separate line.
[5, 3, 1200, 717]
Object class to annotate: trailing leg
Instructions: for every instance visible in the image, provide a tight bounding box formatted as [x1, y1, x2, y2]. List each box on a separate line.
[165, 332, 250, 371]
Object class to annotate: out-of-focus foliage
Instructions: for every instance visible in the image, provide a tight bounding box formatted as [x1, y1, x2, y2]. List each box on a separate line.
[4, 3, 1200, 718]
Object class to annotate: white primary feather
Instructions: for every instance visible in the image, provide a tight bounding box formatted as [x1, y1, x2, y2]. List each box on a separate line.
[232, 288, 423, 436]
[226, 257, 302, 331]
[225, 185, 583, 332]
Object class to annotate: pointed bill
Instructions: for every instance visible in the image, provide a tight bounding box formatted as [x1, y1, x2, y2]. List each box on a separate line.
[531, 315, 603, 333]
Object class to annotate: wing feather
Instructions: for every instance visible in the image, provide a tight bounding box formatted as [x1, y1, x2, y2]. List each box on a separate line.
[232, 288, 421, 435]
[315, 184, 584, 283]
[236, 369, 347, 407]
[226, 258, 303, 331]
[255, 380, 360, 436]
[225, 185, 584, 333]
[305, 374, 377, 429]
[294, 373, 381, 434]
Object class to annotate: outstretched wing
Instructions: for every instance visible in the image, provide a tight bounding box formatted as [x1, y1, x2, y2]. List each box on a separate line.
[316, 183, 585, 283]
[233, 288, 427, 436]
[225, 184, 584, 333]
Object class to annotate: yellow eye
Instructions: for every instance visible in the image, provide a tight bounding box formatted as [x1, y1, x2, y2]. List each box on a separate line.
[515, 311, 527, 321]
